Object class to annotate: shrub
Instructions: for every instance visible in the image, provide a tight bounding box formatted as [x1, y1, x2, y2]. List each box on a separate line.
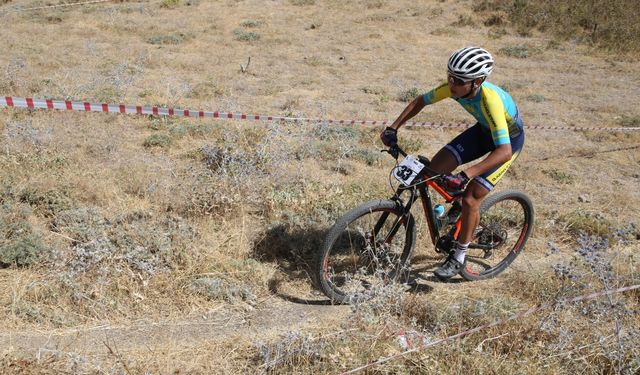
[147, 32, 192, 45]
[526, 94, 546, 103]
[191, 277, 256, 305]
[160, 0, 180, 8]
[499, 81, 526, 93]
[353, 148, 383, 166]
[398, 87, 422, 102]
[240, 20, 263, 28]
[619, 115, 640, 128]
[254, 332, 324, 372]
[289, 0, 315, 5]
[310, 123, 360, 142]
[233, 29, 260, 42]
[52, 208, 196, 274]
[0, 205, 44, 267]
[19, 187, 73, 217]
[143, 133, 173, 148]
[499, 45, 531, 58]
[559, 210, 614, 238]
[542, 168, 574, 184]
[474, 0, 640, 53]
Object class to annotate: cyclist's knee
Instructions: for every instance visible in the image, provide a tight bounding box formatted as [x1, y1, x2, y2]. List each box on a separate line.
[462, 183, 489, 210]
[462, 193, 481, 211]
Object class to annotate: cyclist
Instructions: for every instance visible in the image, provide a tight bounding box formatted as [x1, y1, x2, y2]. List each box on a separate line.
[380, 46, 525, 281]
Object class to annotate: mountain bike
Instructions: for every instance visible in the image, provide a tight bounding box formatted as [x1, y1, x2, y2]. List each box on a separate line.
[315, 144, 534, 304]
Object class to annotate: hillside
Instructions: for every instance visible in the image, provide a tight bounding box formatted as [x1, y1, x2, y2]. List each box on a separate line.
[1, 0, 639, 373]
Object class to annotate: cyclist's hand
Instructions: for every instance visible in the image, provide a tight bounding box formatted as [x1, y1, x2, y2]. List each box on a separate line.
[380, 126, 398, 147]
[443, 171, 470, 191]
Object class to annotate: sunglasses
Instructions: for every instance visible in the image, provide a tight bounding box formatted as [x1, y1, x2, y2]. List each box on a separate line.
[447, 74, 472, 86]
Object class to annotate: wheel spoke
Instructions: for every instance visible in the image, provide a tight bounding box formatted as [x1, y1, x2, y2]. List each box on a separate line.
[318, 202, 414, 303]
[461, 192, 533, 280]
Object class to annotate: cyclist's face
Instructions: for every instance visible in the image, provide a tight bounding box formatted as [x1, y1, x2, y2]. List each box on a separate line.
[448, 75, 473, 97]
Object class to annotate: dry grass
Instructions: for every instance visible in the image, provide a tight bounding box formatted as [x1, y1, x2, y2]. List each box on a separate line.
[474, 0, 640, 54]
[1, 0, 639, 373]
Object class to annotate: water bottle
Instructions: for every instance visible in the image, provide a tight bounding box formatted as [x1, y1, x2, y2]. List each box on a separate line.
[433, 204, 446, 230]
[433, 204, 445, 218]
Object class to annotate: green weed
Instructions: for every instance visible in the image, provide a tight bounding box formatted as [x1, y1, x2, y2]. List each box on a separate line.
[147, 32, 192, 45]
[0, 205, 44, 267]
[160, 0, 180, 8]
[499, 81, 526, 93]
[398, 87, 422, 102]
[233, 29, 260, 42]
[619, 115, 640, 127]
[559, 210, 614, 238]
[289, 0, 315, 5]
[19, 187, 73, 217]
[527, 94, 546, 103]
[303, 56, 326, 66]
[542, 168, 574, 184]
[143, 134, 173, 148]
[499, 45, 531, 58]
[241, 20, 263, 28]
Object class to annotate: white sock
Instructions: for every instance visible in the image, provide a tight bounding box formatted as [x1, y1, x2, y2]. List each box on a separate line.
[453, 242, 470, 263]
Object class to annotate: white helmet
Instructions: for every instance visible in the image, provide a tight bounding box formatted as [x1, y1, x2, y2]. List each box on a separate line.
[447, 47, 494, 81]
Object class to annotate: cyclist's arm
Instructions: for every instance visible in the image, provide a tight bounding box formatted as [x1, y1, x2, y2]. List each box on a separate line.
[390, 83, 451, 130]
[388, 96, 426, 130]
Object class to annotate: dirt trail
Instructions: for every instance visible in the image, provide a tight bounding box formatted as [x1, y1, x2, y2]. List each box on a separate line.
[0, 253, 503, 360]
[1, 299, 349, 357]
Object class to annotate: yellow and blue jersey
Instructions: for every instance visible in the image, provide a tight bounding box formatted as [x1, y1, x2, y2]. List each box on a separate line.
[422, 82, 523, 146]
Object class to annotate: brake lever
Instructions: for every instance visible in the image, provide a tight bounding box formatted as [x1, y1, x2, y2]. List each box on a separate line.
[380, 145, 400, 160]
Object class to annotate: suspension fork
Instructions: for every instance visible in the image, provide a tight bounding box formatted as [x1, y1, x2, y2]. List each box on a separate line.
[372, 187, 419, 243]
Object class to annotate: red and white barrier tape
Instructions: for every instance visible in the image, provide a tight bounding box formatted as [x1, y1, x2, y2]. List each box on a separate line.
[1, 0, 112, 13]
[2, 96, 639, 132]
[340, 283, 640, 375]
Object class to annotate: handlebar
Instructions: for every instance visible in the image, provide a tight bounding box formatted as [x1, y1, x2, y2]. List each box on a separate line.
[381, 144, 407, 159]
[381, 144, 443, 179]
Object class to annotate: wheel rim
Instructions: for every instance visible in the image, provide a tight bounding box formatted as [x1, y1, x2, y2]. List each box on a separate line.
[323, 208, 410, 301]
[464, 197, 530, 277]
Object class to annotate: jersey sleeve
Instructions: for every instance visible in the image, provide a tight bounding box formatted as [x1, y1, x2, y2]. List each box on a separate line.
[480, 87, 511, 146]
[422, 83, 451, 105]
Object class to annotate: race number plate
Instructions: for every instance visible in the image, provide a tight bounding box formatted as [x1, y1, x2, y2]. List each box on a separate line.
[393, 155, 425, 186]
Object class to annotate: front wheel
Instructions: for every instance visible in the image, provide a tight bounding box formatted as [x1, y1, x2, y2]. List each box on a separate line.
[460, 190, 534, 281]
[315, 200, 416, 304]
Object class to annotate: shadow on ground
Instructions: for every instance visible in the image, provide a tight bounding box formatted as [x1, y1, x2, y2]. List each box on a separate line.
[251, 222, 331, 305]
[251, 225, 456, 305]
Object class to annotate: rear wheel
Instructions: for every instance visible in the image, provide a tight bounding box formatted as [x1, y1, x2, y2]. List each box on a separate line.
[316, 200, 416, 304]
[460, 190, 534, 281]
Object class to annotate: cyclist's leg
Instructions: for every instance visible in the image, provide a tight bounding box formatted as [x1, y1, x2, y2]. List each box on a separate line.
[429, 147, 457, 174]
[460, 130, 525, 242]
[435, 130, 524, 279]
[458, 181, 490, 244]
[473, 131, 525, 191]
[431, 123, 490, 174]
